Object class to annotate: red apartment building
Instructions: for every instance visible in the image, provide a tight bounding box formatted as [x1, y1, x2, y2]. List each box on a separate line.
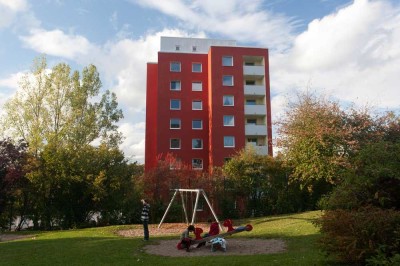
[145, 37, 272, 172]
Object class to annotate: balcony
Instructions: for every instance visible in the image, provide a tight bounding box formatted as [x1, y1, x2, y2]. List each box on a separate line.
[246, 143, 269, 155]
[245, 124, 267, 135]
[244, 104, 266, 115]
[244, 85, 266, 96]
[243, 65, 264, 76]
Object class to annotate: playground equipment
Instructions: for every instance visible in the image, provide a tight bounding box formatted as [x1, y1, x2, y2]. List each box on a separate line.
[191, 219, 253, 245]
[158, 189, 223, 231]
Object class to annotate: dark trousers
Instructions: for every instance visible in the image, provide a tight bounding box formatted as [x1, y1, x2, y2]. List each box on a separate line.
[143, 220, 149, 240]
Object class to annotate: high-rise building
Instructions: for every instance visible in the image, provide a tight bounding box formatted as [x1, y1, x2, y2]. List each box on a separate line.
[145, 36, 272, 172]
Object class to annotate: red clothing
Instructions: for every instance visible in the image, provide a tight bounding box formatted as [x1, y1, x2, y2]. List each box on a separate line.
[209, 222, 220, 236]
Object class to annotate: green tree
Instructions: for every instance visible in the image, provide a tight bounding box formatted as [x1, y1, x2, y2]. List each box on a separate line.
[223, 148, 300, 217]
[0, 56, 128, 229]
[277, 92, 347, 186]
[0, 138, 29, 230]
[1, 55, 123, 153]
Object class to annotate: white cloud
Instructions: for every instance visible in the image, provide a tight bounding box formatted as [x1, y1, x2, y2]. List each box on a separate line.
[119, 122, 146, 162]
[20, 29, 95, 59]
[0, 0, 27, 11]
[0, 0, 27, 28]
[270, 0, 400, 113]
[133, 0, 295, 52]
[0, 0, 39, 31]
[0, 71, 23, 89]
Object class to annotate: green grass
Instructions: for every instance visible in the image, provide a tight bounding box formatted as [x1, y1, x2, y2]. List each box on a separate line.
[0, 211, 337, 265]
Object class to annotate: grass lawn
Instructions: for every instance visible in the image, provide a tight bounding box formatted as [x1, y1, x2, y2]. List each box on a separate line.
[0, 211, 337, 265]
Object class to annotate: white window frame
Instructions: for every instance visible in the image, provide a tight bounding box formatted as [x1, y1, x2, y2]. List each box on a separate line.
[170, 62, 181, 72]
[192, 139, 203, 149]
[192, 63, 202, 73]
[223, 95, 234, 106]
[170, 138, 181, 149]
[170, 80, 181, 91]
[170, 99, 181, 110]
[222, 56, 233, 66]
[192, 100, 202, 110]
[192, 158, 203, 170]
[223, 75, 234, 86]
[224, 136, 235, 147]
[170, 118, 181, 129]
[192, 81, 202, 91]
[223, 115, 235, 126]
[192, 119, 203, 130]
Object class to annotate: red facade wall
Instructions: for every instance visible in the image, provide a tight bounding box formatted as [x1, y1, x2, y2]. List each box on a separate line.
[156, 52, 210, 170]
[145, 63, 158, 171]
[145, 45, 272, 172]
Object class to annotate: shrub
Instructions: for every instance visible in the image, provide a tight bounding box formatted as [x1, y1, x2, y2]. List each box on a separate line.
[315, 206, 400, 264]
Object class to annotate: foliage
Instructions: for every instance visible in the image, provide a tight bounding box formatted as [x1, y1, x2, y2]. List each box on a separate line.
[0, 56, 143, 230]
[277, 92, 348, 186]
[315, 206, 400, 264]
[315, 112, 400, 264]
[222, 148, 307, 217]
[139, 153, 213, 223]
[25, 144, 143, 229]
[0, 138, 29, 229]
[1, 55, 123, 155]
[367, 249, 400, 266]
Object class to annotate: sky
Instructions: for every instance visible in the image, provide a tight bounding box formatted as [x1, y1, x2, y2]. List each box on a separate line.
[1, 0, 399, 163]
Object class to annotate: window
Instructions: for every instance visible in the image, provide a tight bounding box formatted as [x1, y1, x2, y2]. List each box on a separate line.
[170, 99, 181, 110]
[192, 81, 202, 91]
[223, 95, 234, 106]
[192, 119, 203, 129]
[175, 45, 180, 51]
[192, 100, 202, 110]
[245, 80, 256, 85]
[192, 139, 203, 149]
[192, 63, 202, 72]
[170, 118, 181, 129]
[248, 138, 257, 143]
[222, 56, 233, 66]
[223, 115, 235, 126]
[192, 46, 197, 52]
[170, 62, 181, 72]
[192, 158, 203, 170]
[223, 75, 233, 86]
[224, 136, 235, 147]
[170, 80, 181, 91]
[246, 99, 256, 105]
[247, 118, 257, 125]
[170, 138, 181, 149]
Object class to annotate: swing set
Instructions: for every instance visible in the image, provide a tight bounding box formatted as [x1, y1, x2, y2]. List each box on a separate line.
[158, 189, 223, 232]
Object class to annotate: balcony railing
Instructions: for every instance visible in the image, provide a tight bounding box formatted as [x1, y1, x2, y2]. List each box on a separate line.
[244, 104, 266, 115]
[245, 124, 267, 135]
[243, 65, 265, 76]
[244, 85, 266, 96]
[246, 143, 269, 155]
